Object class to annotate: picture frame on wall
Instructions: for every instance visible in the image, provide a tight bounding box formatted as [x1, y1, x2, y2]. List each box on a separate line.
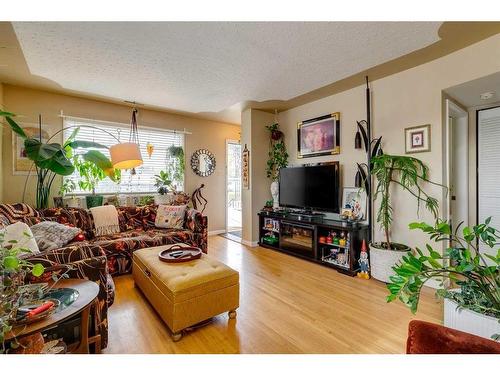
[297, 112, 340, 158]
[405, 124, 431, 154]
[12, 123, 53, 175]
[342, 187, 367, 221]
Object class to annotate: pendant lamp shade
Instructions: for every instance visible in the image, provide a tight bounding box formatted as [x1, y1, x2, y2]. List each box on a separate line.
[110, 142, 143, 169]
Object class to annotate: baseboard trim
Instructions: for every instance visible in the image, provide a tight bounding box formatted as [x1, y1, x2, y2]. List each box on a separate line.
[208, 229, 226, 236]
[241, 239, 258, 247]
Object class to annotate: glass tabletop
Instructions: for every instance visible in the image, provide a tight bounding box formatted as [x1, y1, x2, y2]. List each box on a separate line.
[44, 288, 80, 313]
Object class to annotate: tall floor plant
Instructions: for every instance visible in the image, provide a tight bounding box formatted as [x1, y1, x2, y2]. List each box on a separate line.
[1, 111, 117, 209]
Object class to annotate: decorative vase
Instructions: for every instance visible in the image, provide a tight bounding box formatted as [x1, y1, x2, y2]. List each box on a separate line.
[270, 181, 279, 209]
[369, 242, 411, 283]
[444, 293, 499, 340]
[65, 197, 81, 208]
[85, 195, 104, 209]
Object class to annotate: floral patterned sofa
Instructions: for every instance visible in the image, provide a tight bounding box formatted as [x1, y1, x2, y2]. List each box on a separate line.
[41, 204, 208, 276]
[0, 201, 208, 350]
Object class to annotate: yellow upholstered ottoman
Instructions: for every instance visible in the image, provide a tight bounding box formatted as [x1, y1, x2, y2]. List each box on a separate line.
[132, 243, 239, 341]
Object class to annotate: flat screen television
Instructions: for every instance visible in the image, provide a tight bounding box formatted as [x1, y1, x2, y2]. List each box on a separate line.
[279, 163, 340, 213]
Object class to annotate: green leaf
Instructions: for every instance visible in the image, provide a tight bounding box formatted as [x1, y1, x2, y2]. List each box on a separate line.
[66, 140, 108, 149]
[31, 263, 45, 277]
[63, 127, 80, 148]
[3, 256, 19, 270]
[82, 150, 118, 181]
[5, 116, 27, 139]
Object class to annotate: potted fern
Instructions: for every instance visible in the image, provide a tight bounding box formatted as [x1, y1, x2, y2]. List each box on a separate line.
[369, 154, 444, 282]
[387, 218, 499, 340]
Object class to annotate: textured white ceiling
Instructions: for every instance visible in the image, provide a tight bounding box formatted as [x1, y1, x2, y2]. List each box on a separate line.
[12, 22, 441, 123]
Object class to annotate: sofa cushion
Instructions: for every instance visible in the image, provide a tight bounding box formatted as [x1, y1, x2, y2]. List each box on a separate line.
[1, 221, 40, 257]
[155, 204, 187, 229]
[0, 203, 39, 223]
[30, 221, 81, 252]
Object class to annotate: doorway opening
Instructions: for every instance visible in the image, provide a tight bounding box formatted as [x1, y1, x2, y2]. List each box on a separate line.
[225, 140, 242, 239]
[445, 99, 469, 233]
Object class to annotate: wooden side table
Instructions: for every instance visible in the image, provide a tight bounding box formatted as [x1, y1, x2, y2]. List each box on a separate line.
[6, 279, 100, 354]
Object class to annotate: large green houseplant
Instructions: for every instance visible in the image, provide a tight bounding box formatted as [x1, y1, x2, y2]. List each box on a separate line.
[167, 145, 185, 189]
[73, 154, 120, 208]
[387, 218, 500, 340]
[1, 110, 116, 209]
[369, 154, 444, 282]
[265, 123, 288, 208]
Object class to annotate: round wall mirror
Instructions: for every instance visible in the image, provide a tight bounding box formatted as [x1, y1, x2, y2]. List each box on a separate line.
[190, 149, 216, 177]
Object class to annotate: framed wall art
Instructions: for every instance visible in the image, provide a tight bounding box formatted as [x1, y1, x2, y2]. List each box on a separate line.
[342, 187, 367, 221]
[12, 123, 54, 175]
[405, 124, 431, 154]
[297, 112, 340, 158]
[242, 144, 250, 189]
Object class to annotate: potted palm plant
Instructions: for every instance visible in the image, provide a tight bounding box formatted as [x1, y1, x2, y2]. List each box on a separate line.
[73, 154, 120, 209]
[369, 154, 444, 282]
[387, 218, 500, 340]
[167, 145, 185, 190]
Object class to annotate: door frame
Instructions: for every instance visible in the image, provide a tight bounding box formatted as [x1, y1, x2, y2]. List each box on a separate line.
[225, 139, 241, 233]
[444, 99, 468, 227]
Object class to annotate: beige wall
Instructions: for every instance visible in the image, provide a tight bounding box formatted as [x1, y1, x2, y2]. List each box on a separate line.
[278, 34, 500, 252]
[241, 108, 274, 243]
[1, 85, 240, 232]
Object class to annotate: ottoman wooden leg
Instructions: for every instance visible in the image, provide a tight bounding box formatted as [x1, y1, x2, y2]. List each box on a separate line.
[172, 332, 183, 342]
[228, 310, 237, 319]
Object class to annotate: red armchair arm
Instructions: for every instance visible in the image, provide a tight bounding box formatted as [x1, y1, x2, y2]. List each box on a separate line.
[407, 320, 500, 354]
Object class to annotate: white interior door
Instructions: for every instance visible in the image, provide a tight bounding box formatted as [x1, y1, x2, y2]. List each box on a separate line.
[478, 106, 500, 258]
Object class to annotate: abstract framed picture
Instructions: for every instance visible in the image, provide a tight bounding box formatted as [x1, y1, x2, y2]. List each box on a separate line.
[12, 124, 51, 175]
[297, 112, 340, 158]
[405, 124, 431, 154]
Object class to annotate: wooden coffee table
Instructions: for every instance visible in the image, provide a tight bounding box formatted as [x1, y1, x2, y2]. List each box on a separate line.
[6, 279, 100, 354]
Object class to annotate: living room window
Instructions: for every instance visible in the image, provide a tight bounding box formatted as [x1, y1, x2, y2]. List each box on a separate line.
[63, 118, 184, 194]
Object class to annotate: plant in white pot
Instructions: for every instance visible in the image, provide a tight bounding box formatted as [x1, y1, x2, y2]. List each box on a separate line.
[387, 218, 499, 340]
[370, 154, 444, 282]
[265, 122, 288, 209]
[154, 170, 173, 205]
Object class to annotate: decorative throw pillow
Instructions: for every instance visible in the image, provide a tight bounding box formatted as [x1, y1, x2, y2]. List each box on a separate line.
[30, 221, 81, 252]
[155, 204, 187, 229]
[0, 221, 40, 258]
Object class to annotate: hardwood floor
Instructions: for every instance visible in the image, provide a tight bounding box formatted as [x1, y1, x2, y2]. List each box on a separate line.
[103, 236, 442, 354]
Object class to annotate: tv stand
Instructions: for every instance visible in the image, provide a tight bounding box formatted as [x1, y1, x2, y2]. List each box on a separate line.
[258, 211, 369, 276]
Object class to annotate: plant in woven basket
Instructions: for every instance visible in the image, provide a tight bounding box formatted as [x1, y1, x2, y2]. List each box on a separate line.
[387, 218, 500, 340]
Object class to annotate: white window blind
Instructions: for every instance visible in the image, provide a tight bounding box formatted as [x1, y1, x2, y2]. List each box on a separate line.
[63, 118, 184, 194]
[478, 106, 500, 260]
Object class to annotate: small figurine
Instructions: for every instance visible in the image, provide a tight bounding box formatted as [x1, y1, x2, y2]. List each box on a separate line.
[339, 232, 347, 247]
[357, 240, 370, 279]
[326, 232, 333, 244]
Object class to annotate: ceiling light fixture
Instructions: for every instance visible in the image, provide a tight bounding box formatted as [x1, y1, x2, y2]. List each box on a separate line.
[110, 108, 143, 170]
[480, 91, 495, 100]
